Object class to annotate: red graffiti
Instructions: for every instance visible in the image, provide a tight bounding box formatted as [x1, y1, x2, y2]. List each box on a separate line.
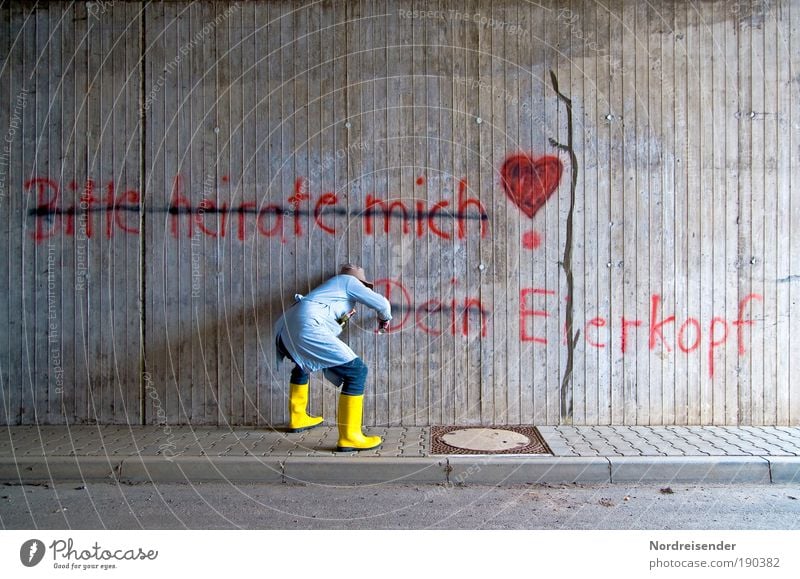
[364, 178, 488, 240]
[585, 317, 607, 348]
[374, 278, 490, 338]
[500, 154, 563, 218]
[677, 318, 702, 353]
[520, 289, 762, 378]
[365, 195, 412, 235]
[519, 288, 553, 344]
[733, 293, 762, 355]
[27, 174, 490, 244]
[522, 230, 542, 250]
[26, 177, 140, 241]
[314, 193, 338, 235]
[708, 317, 729, 378]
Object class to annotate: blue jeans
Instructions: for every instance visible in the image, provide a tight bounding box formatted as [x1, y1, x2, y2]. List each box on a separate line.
[277, 336, 367, 396]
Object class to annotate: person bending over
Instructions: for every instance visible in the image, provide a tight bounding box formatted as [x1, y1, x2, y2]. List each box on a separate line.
[274, 264, 391, 451]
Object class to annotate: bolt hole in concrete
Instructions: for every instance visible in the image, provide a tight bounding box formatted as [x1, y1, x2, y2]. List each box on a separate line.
[430, 426, 551, 455]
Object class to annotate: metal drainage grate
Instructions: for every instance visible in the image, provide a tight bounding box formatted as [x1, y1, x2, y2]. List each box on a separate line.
[429, 425, 552, 455]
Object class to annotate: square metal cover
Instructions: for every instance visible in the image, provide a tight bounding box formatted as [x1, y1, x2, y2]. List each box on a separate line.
[429, 425, 552, 455]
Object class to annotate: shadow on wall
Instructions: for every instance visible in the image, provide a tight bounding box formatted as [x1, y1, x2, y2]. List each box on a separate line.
[140, 269, 333, 427]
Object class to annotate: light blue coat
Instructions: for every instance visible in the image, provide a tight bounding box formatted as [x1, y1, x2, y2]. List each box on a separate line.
[274, 275, 392, 373]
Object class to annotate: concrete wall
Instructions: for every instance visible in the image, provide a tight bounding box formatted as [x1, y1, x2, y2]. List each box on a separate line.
[0, 0, 798, 426]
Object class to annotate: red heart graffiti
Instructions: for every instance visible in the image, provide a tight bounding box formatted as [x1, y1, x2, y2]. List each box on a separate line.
[500, 154, 563, 219]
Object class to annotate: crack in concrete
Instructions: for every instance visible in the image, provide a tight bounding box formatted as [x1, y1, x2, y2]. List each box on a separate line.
[549, 70, 580, 424]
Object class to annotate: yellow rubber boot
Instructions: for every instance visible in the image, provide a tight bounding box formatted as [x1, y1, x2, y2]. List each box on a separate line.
[288, 383, 323, 432]
[336, 393, 382, 452]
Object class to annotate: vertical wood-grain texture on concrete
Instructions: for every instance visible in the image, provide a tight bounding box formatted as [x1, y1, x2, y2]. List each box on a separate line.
[0, 0, 797, 426]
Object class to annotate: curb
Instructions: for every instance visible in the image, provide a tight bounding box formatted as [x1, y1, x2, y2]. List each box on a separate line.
[120, 456, 285, 484]
[766, 457, 800, 483]
[283, 456, 448, 485]
[0, 457, 122, 483]
[3, 454, 799, 485]
[446, 456, 612, 484]
[608, 456, 772, 484]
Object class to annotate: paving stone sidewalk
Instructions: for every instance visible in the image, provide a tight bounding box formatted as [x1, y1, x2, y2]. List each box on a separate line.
[2, 425, 799, 485]
[539, 426, 800, 457]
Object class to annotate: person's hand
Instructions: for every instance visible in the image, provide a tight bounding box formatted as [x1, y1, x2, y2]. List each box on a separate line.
[377, 319, 390, 333]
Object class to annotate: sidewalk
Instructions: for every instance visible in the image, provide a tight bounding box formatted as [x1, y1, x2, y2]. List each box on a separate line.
[2, 425, 799, 485]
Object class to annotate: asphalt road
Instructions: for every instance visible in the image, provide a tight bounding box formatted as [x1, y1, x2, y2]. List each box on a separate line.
[2, 481, 799, 529]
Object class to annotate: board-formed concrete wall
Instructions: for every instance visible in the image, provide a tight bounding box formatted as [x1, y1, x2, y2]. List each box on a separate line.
[0, 0, 798, 426]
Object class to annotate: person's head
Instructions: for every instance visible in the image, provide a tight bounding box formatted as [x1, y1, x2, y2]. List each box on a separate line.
[339, 264, 374, 289]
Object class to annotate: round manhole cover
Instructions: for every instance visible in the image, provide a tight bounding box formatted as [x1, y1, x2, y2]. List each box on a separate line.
[441, 428, 531, 452]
